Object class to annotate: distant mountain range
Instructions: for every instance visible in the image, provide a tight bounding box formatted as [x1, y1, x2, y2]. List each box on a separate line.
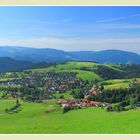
[69, 50, 140, 64]
[0, 46, 140, 72]
[0, 46, 71, 63]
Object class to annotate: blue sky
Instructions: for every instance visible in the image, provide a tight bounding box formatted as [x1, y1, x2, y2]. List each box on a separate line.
[0, 6, 140, 53]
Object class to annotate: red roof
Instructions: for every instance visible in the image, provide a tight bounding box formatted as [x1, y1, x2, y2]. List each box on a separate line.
[90, 101, 100, 105]
[81, 103, 87, 107]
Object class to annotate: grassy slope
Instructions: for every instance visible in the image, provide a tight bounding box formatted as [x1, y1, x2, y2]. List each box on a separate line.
[29, 62, 101, 81]
[73, 70, 100, 81]
[53, 91, 73, 99]
[102, 79, 132, 90]
[103, 78, 140, 89]
[30, 62, 97, 72]
[0, 99, 140, 133]
[106, 64, 124, 72]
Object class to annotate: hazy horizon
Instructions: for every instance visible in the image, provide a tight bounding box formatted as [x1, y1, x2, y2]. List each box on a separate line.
[0, 6, 140, 54]
[0, 45, 140, 55]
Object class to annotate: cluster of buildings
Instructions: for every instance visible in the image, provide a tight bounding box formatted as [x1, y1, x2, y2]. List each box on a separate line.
[0, 71, 88, 100]
[57, 99, 107, 109]
[84, 86, 102, 99]
[57, 85, 108, 110]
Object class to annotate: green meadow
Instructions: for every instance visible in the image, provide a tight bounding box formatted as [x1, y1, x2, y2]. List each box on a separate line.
[102, 79, 132, 90]
[0, 99, 140, 134]
[53, 91, 73, 99]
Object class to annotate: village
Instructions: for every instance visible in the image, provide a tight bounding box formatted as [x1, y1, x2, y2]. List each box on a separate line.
[0, 71, 108, 111]
[0, 71, 94, 101]
[57, 86, 108, 111]
[57, 99, 107, 109]
[0, 66, 139, 114]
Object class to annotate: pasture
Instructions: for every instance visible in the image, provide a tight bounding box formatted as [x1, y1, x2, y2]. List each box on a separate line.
[0, 99, 140, 133]
[102, 79, 132, 90]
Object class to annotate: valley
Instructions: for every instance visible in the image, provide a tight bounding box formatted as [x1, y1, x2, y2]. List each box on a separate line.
[1, 6, 140, 135]
[0, 61, 140, 133]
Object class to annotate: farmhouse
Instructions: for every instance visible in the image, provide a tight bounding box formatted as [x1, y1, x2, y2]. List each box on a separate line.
[58, 99, 101, 109]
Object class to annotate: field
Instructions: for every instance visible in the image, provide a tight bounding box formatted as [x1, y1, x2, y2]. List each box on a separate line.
[0, 99, 140, 133]
[102, 79, 132, 90]
[0, 61, 140, 134]
[53, 91, 73, 99]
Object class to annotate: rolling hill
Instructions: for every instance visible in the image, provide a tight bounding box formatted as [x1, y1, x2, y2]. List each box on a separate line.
[0, 61, 140, 134]
[69, 50, 140, 64]
[0, 46, 140, 64]
[29, 61, 140, 81]
[0, 46, 72, 63]
[28, 61, 121, 81]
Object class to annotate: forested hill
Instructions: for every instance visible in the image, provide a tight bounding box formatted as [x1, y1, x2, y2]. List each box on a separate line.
[0, 57, 33, 72]
[0, 46, 140, 64]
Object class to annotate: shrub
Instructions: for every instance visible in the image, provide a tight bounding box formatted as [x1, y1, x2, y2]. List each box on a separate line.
[63, 106, 71, 113]
[60, 95, 64, 99]
[106, 106, 113, 112]
[5, 108, 8, 113]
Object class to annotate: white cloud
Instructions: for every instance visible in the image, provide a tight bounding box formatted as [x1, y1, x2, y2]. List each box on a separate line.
[97, 13, 140, 23]
[106, 23, 140, 30]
